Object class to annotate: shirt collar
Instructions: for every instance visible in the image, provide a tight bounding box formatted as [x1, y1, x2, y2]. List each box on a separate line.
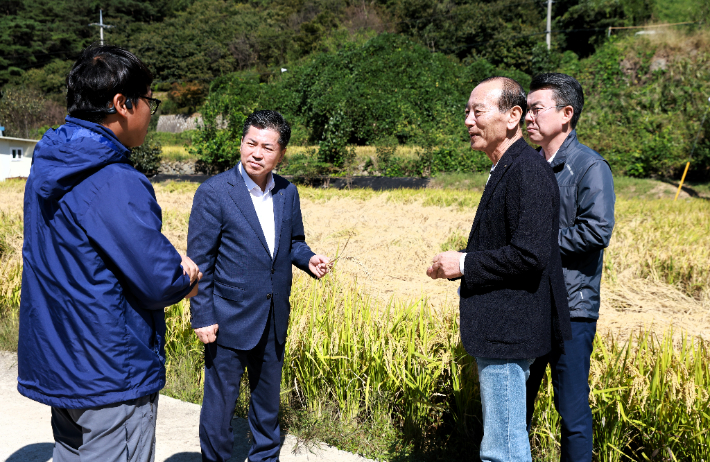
[238, 162, 274, 194]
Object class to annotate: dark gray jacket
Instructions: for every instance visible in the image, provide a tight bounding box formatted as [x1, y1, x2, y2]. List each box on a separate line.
[549, 130, 615, 320]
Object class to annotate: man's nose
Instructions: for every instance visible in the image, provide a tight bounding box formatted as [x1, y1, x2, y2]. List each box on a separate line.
[464, 114, 475, 127]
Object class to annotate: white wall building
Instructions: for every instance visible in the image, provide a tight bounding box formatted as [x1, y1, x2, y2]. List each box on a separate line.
[0, 135, 38, 181]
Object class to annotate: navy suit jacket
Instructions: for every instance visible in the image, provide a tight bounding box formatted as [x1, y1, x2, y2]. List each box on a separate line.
[187, 167, 315, 350]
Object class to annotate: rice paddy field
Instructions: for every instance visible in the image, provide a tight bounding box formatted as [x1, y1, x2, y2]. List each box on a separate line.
[1, 176, 709, 461]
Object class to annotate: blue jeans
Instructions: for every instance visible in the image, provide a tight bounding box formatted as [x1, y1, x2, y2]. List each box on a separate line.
[476, 357, 534, 462]
[526, 319, 597, 462]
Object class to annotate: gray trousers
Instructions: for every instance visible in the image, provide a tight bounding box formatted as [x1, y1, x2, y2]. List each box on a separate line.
[51, 393, 159, 462]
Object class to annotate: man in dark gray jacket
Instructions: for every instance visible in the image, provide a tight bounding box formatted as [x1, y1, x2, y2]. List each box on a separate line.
[524, 73, 615, 462]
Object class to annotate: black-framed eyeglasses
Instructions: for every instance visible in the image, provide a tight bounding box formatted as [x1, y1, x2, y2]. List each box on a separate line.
[526, 105, 567, 118]
[140, 96, 162, 115]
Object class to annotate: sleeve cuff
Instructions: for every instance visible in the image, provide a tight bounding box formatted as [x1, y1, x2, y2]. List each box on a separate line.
[459, 252, 467, 275]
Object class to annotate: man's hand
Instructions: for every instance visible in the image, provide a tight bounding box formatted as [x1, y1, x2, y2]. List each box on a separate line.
[426, 251, 464, 280]
[194, 324, 219, 344]
[309, 255, 331, 279]
[181, 255, 202, 284]
[185, 282, 199, 299]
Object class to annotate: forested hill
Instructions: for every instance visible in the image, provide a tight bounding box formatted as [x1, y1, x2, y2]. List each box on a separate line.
[1, 0, 709, 179]
[2, 0, 706, 86]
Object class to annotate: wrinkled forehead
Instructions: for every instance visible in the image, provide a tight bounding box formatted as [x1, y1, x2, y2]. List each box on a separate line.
[467, 83, 502, 110]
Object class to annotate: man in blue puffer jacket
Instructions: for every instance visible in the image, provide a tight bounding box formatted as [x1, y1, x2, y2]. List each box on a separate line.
[18, 45, 201, 461]
[524, 73, 616, 462]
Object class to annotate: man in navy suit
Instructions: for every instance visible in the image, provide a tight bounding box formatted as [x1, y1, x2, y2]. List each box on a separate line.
[187, 110, 330, 462]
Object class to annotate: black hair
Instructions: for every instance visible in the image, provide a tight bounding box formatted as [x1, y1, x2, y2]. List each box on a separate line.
[478, 76, 527, 125]
[66, 45, 153, 123]
[242, 110, 291, 149]
[529, 73, 584, 129]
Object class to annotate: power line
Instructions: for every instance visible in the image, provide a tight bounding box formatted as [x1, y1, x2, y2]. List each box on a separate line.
[439, 27, 609, 54]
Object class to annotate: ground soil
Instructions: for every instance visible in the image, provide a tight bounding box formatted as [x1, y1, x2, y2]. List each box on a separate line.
[5, 180, 708, 341]
[291, 195, 710, 341]
[149, 185, 710, 341]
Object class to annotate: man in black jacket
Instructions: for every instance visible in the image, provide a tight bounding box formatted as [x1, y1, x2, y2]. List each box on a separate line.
[428, 76, 571, 462]
[525, 73, 615, 462]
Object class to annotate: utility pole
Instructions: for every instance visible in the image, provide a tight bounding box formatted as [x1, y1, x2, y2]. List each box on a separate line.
[89, 10, 114, 46]
[546, 0, 552, 50]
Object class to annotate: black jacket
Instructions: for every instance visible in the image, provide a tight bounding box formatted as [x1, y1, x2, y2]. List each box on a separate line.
[460, 138, 572, 359]
[550, 130, 615, 320]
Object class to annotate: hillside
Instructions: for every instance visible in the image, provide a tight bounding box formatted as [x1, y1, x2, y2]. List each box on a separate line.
[1, 0, 709, 178]
[189, 29, 710, 179]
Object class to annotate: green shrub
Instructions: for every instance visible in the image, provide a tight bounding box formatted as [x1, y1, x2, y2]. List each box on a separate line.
[194, 34, 525, 174]
[188, 105, 245, 174]
[278, 149, 332, 183]
[130, 134, 162, 176]
[317, 106, 355, 168]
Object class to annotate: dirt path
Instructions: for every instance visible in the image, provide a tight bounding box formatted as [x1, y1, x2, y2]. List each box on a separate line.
[0, 352, 376, 462]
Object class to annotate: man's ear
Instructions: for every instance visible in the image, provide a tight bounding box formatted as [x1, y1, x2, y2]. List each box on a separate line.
[277, 148, 287, 165]
[508, 106, 523, 130]
[562, 106, 574, 124]
[111, 93, 131, 117]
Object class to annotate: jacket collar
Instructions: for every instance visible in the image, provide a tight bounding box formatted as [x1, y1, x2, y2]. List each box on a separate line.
[65, 116, 131, 157]
[548, 130, 579, 171]
[228, 166, 272, 258]
[227, 166, 285, 260]
[468, 137, 529, 239]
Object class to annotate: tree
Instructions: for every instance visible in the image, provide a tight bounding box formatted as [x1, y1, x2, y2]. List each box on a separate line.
[0, 87, 64, 139]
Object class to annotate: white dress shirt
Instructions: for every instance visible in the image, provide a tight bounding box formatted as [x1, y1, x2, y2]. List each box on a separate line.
[239, 162, 276, 257]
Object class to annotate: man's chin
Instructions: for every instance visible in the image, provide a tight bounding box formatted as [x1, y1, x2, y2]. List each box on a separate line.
[245, 164, 263, 175]
[526, 130, 542, 142]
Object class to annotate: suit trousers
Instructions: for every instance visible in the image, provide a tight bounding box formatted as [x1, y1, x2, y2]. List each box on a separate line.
[200, 306, 285, 462]
[526, 319, 597, 462]
[51, 393, 158, 462]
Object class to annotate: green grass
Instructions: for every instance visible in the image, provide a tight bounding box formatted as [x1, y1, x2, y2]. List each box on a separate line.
[161, 145, 199, 162]
[149, 130, 196, 146]
[428, 172, 489, 191]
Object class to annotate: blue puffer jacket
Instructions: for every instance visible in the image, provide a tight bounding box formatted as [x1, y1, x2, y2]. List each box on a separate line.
[549, 130, 616, 320]
[18, 117, 192, 409]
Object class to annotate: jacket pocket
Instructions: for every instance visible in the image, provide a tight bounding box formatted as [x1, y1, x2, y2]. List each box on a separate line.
[558, 185, 577, 228]
[214, 281, 244, 302]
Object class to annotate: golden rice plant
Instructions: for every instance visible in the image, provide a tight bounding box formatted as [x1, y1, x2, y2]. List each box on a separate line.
[605, 199, 710, 298]
[278, 273, 710, 460]
[163, 299, 206, 403]
[590, 331, 710, 461]
[3, 178, 710, 460]
[284, 272, 467, 438]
